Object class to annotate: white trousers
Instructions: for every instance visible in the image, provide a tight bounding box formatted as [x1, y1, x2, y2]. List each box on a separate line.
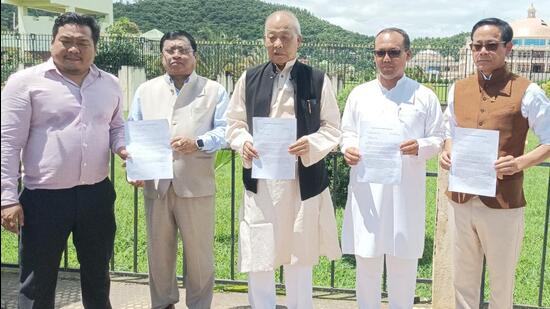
[247, 264, 313, 309]
[356, 255, 418, 309]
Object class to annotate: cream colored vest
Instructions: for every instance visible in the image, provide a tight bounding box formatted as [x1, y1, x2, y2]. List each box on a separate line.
[138, 72, 222, 199]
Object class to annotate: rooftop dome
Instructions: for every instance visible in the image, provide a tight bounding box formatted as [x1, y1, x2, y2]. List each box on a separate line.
[510, 5, 550, 39]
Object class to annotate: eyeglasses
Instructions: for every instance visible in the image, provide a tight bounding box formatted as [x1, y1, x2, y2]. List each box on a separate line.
[373, 49, 402, 58]
[163, 47, 194, 55]
[469, 41, 506, 52]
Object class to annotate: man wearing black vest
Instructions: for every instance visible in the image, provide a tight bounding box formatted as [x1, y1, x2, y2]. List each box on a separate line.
[439, 18, 549, 308]
[226, 10, 342, 309]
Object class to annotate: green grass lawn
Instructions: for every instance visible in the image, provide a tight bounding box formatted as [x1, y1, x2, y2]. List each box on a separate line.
[1, 132, 548, 306]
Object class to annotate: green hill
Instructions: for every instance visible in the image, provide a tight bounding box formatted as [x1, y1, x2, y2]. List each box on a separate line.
[2, 0, 468, 48]
[111, 0, 373, 44]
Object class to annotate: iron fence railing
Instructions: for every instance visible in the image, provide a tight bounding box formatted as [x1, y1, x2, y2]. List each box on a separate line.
[2, 32, 549, 99]
[1, 32, 549, 307]
[1, 151, 549, 308]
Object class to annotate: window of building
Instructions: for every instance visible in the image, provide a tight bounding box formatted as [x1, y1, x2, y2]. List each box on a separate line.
[524, 39, 545, 46]
[532, 64, 543, 73]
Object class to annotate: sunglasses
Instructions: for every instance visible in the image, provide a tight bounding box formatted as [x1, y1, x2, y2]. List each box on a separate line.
[373, 49, 402, 58]
[469, 41, 506, 52]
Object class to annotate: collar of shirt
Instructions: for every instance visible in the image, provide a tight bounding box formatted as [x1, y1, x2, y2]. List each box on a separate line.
[480, 71, 492, 80]
[377, 74, 408, 94]
[163, 73, 192, 95]
[274, 58, 297, 74]
[42, 57, 101, 87]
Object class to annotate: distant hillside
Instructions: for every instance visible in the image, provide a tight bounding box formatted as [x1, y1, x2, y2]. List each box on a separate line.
[2, 0, 468, 49]
[111, 0, 373, 44]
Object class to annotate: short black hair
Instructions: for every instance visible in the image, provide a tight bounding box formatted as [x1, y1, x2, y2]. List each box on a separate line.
[375, 27, 411, 51]
[160, 31, 197, 53]
[471, 18, 514, 43]
[52, 12, 100, 47]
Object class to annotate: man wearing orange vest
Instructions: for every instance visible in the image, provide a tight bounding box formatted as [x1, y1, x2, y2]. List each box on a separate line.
[439, 18, 549, 308]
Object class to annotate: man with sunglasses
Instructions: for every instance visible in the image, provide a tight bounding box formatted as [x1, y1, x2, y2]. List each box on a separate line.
[340, 28, 444, 308]
[127, 31, 229, 309]
[439, 18, 549, 308]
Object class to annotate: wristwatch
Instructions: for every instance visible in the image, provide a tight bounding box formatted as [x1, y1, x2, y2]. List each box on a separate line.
[196, 139, 204, 150]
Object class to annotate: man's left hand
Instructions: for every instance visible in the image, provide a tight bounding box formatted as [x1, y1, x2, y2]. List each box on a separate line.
[400, 139, 419, 156]
[288, 137, 309, 156]
[116, 146, 129, 160]
[172, 137, 198, 154]
[495, 155, 521, 179]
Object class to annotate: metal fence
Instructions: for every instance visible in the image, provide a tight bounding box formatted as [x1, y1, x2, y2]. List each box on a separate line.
[1, 32, 549, 307]
[1, 151, 548, 308]
[2, 32, 549, 99]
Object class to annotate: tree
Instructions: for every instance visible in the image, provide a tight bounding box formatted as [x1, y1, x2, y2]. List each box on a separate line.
[106, 17, 141, 36]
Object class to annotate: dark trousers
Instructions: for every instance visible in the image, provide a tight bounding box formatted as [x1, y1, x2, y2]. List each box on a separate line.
[18, 178, 116, 309]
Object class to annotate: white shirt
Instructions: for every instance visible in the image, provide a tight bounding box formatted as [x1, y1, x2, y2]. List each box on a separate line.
[340, 75, 444, 259]
[443, 83, 550, 144]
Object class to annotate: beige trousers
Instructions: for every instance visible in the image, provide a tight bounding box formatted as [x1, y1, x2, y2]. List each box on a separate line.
[448, 197, 524, 309]
[145, 186, 215, 309]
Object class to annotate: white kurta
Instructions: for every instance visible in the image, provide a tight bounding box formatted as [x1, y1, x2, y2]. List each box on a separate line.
[226, 59, 342, 273]
[340, 76, 444, 259]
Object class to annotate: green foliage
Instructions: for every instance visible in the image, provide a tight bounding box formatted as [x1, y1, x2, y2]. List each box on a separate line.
[1, 48, 45, 84]
[540, 80, 550, 97]
[112, 0, 374, 44]
[106, 17, 141, 36]
[412, 32, 470, 58]
[94, 37, 143, 76]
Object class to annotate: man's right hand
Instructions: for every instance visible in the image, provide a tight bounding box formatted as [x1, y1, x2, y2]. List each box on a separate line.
[1, 204, 24, 234]
[128, 180, 145, 187]
[243, 141, 259, 163]
[439, 150, 452, 170]
[344, 147, 361, 166]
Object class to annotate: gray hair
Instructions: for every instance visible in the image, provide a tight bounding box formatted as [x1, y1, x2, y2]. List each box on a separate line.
[264, 10, 302, 37]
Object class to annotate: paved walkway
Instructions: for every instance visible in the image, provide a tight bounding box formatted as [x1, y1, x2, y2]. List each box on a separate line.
[1, 268, 431, 308]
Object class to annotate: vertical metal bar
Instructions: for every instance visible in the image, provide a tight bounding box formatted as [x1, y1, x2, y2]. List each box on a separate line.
[331, 154, 337, 288]
[63, 244, 68, 270]
[133, 186, 138, 273]
[529, 50, 534, 81]
[479, 256, 486, 309]
[538, 167, 550, 307]
[182, 241, 186, 284]
[110, 152, 115, 271]
[231, 150, 236, 280]
[382, 254, 387, 294]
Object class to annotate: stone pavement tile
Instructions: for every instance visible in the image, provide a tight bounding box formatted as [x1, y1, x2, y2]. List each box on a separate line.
[2, 268, 431, 308]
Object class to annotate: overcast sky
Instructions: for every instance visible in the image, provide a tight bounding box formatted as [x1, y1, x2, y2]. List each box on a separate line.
[263, 0, 549, 38]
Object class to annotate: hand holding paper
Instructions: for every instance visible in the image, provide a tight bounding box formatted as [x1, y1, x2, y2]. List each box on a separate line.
[125, 119, 174, 181]
[449, 127, 499, 197]
[251, 117, 297, 180]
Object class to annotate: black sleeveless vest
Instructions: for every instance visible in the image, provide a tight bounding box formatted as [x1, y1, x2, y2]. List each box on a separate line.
[243, 60, 329, 201]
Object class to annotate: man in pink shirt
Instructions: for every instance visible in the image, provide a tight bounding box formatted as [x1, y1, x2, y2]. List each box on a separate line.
[1, 12, 127, 308]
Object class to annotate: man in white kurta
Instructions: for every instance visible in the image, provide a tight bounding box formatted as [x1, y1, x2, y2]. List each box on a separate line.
[225, 10, 342, 309]
[340, 28, 444, 308]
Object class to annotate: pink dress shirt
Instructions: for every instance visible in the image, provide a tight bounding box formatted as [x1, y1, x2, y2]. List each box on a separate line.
[1, 58, 125, 206]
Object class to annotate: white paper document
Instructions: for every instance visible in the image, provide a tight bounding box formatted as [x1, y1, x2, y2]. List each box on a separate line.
[449, 127, 499, 197]
[357, 121, 403, 184]
[252, 117, 297, 180]
[125, 119, 174, 181]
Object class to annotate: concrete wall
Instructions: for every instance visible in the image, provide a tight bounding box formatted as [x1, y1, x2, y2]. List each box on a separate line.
[118, 66, 146, 112]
